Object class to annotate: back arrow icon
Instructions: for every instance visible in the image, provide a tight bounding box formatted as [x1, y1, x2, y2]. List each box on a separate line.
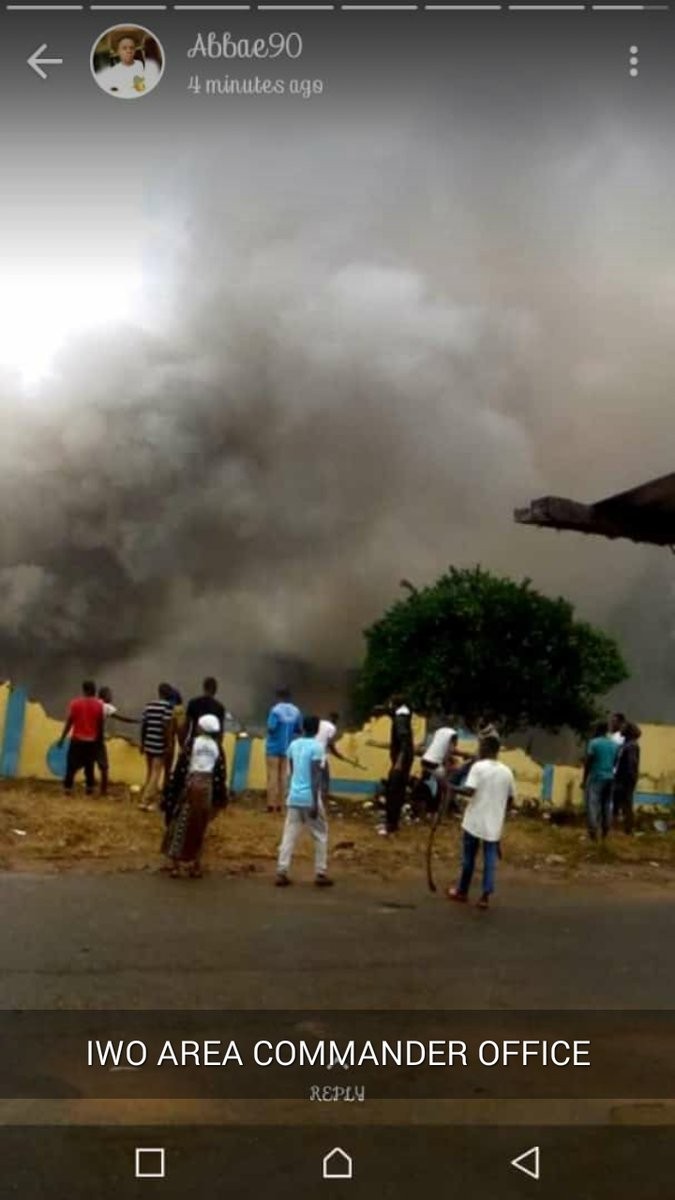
[510, 1145, 540, 1181]
[27, 44, 64, 80]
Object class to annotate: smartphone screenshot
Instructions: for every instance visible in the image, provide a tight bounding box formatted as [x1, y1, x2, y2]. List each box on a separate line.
[1, 0, 674, 1195]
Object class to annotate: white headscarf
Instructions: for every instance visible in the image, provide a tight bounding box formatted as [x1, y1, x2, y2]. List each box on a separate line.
[198, 714, 220, 735]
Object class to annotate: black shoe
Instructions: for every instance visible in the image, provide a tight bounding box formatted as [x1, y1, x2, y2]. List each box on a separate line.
[315, 874, 334, 888]
[275, 873, 291, 887]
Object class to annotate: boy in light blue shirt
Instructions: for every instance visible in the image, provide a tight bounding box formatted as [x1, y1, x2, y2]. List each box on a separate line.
[276, 715, 334, 888]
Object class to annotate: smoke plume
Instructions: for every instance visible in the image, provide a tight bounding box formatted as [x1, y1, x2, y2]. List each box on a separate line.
[1, 116, 674, 720]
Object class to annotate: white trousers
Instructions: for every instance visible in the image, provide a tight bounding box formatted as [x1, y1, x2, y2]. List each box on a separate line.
[278, 802, 328, 875]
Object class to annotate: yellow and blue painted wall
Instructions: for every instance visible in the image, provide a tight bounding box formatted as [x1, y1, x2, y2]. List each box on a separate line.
[0, 682, 673, 808]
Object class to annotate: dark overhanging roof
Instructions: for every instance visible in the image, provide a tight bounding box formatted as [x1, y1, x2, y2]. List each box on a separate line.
[514, 471, 675, 549]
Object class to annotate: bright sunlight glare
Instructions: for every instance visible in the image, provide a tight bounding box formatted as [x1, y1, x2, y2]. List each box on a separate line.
[0, 261, 144, 385]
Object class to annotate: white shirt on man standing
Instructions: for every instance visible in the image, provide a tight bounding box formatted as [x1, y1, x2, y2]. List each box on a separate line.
[462, 758, 516, 842]
[423, 726, 456, 767]
[316, 718, 337, 765]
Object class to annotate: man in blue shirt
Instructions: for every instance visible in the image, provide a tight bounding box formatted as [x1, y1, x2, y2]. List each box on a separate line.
[583, 720, 618, 841]
[266, 687, 303, 813]
[276, 715, 333, 888]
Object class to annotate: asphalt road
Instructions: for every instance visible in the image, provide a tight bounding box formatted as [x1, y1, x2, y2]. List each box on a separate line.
[0, 869, 673, 1009]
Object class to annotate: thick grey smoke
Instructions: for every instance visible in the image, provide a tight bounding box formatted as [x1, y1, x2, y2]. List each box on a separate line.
[1, 115, 674, 719]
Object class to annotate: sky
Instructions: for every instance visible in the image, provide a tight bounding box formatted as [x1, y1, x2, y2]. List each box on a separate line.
[0, 7, 674, 720]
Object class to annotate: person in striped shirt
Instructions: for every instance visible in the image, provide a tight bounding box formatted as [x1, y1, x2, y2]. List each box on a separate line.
[139, 683, 175, 811]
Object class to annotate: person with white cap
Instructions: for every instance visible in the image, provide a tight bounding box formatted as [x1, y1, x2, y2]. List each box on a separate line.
[162, 712, 225, 878]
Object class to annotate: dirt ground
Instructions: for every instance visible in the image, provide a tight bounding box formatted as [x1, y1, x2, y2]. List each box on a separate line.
[1, 779, 674, 887]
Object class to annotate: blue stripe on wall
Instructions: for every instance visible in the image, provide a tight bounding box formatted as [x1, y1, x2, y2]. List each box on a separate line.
[0, 687, 28, 778]
[329, 778, 379, 796]
[231, 736, 252, 794]
[541, 764, 554, 803]
[457, 727, 477, 743]
[635, 791, 674, 808]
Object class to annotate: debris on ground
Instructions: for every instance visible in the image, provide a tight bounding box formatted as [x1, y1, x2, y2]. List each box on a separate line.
[0, 780, 674, 885]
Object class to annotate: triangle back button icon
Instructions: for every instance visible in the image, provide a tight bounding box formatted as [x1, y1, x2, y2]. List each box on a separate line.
[510, 1145, 540, 1181]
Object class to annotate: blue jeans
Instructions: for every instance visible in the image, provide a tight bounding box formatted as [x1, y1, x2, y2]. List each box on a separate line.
[458, 831, 499, 897]
[586, 779, 612, 839]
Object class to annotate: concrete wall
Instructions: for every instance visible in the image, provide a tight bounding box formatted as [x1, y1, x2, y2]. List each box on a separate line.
[0, 682, 672, 807]
[548, 724, 675, 811]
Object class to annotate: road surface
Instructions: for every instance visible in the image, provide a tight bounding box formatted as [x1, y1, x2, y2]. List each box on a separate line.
[0, 869, 672, 1008]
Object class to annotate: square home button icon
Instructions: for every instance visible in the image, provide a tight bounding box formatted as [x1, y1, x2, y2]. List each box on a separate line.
[135, 1147, 166, 1179]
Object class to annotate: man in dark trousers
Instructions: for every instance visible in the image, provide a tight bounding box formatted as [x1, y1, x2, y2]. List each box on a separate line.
[612, 722, 641, 835]
[58, 680, 104, 796]
[384, 696, 414, 835]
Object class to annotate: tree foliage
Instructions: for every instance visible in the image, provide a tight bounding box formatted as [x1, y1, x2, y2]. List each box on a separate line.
[353, 567, 628, 735]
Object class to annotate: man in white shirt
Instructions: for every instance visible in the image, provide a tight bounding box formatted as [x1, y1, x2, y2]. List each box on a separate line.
[416, 720, 457, 817]
[98, 32, 158, 99]
[95, 685, 138, 796]
[316, 712, 340, 761]
[315, 711, 362, 796]
[416, 718, 473, 817]
[448, 734, 515, 909]
[420, 722, 458, 778]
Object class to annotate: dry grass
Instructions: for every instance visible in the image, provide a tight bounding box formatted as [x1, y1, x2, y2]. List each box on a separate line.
[1, 780, 674, 885]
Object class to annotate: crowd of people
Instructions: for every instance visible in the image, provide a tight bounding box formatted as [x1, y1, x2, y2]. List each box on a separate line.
[58, 677, 229, 878]
[57, 679, 362, 885]
[366, 700, 515, 907]
[56, 680, 643, 899]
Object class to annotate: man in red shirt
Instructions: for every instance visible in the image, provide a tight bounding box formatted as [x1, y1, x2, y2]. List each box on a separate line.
[58, 680, 105, 796]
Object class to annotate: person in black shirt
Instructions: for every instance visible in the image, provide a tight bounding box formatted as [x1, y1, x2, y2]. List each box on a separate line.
[166, 677, 227, 813]
[367, 696, 415, 834]
[385, 697, 414, 833]
[181, 677, 226, 746]
[612, 722, 641, 835]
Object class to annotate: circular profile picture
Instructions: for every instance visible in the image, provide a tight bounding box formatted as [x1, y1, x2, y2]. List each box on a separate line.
[91, 25, 165, 99]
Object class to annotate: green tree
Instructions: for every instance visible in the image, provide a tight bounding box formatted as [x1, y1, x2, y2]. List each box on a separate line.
[353, 567, 628, 735]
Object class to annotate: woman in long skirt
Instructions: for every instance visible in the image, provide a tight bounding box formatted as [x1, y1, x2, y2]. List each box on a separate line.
[162, 713, 226, 878]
